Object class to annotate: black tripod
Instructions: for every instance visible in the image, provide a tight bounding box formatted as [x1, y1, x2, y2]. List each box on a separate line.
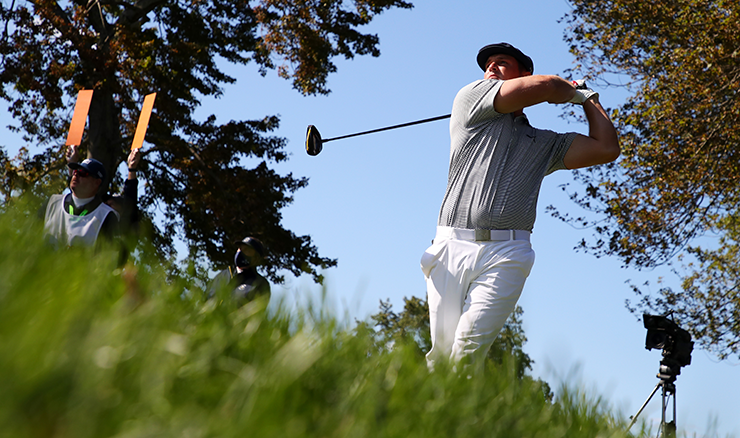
[630, 313, 694, 438]
[627, 358, 683, 438]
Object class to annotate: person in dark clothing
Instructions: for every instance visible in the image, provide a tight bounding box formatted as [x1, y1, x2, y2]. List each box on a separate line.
[104, 148, 141, 236]
[207, 236, 271, 305]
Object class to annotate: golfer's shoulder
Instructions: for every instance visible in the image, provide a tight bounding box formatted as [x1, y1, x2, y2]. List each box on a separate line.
[454, 79, 502, 104]
[458, 79, 500, 94]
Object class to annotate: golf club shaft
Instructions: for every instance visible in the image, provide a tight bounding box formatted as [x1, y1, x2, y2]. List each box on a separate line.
[323, 114, 451, 143]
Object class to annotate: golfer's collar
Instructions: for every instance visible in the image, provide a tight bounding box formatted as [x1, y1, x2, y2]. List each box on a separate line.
[513, 114, 530, 126]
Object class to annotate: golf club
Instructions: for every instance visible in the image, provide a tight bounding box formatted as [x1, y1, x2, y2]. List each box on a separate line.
[306, 114, 451, 156]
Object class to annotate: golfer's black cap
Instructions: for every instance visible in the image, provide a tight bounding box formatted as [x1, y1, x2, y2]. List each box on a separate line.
[477, 42, 534, 73]
[234, 236, 266, 258]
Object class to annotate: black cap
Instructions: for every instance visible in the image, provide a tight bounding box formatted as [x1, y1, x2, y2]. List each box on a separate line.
[68, 158, 106, 180]
[234, 236, 266, 258]
[476, 42, 534, 73]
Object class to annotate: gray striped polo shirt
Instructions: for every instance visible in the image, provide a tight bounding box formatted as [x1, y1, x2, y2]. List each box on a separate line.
[437, 79, 578, 232]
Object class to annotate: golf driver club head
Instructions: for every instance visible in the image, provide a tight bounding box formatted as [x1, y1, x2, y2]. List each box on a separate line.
[306, 125, 322, 156]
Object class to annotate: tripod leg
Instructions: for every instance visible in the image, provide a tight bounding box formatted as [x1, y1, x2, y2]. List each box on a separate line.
[667, 386, 677, 438]
[662, 385, 666, 435]
[628, 382, 662, 432]
[660, 383, 677, 438]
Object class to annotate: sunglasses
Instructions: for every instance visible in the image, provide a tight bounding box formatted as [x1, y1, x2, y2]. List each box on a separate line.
[73, 169, 91, 178]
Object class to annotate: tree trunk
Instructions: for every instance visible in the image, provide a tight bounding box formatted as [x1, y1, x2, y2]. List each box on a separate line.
[87, 90, 122, 196]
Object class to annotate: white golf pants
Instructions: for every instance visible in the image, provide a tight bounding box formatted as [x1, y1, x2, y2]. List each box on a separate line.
[421, 226, 535, 369]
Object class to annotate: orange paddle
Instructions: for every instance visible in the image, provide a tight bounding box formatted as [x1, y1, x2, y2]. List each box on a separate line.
[65, 90, 93, 146]
[131, 93, 156, 150]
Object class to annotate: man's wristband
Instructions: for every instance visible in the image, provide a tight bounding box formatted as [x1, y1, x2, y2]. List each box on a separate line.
[128, 168, 137, 173]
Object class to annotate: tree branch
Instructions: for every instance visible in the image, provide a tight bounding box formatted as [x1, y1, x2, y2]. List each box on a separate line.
[116, 0, 166, 27]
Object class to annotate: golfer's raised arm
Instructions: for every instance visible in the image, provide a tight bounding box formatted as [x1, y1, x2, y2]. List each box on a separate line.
[563, 98, 620, 169]
[494, 75, 576, 114]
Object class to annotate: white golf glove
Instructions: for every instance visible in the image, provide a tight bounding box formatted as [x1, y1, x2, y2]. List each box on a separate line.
[569, 79, 599, 104]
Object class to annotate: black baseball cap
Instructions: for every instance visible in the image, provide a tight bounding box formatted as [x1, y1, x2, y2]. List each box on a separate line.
[234, 236, 266, 258]
[68, 158, 106, 180]
[476, 42, 534, 73]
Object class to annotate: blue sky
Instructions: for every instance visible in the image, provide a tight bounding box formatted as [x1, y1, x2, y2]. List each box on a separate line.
[3, 0, 739, 436]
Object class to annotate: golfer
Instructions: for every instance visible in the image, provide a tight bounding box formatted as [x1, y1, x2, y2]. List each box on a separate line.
[421, 43, 619, 370]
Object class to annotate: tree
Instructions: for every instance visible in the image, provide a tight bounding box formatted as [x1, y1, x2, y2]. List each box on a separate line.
[369, 297, 538, 382]
[0, 0, 413, 282]
[559, 1, 740, 358]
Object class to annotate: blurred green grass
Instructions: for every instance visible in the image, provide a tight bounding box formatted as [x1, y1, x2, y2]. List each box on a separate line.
[0, 205, 648, 438]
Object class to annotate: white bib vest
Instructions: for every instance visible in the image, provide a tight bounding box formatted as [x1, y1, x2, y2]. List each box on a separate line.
[44, 194, 119, 247]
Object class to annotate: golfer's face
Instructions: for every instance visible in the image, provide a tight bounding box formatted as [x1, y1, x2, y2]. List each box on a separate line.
[484, 54, 525, 80]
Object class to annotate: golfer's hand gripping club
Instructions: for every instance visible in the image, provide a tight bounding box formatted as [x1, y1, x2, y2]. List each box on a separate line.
[569, 79, 599, 105]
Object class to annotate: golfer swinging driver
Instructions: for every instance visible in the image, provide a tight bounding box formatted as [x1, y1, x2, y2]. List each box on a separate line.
[421, 42, 620, 370]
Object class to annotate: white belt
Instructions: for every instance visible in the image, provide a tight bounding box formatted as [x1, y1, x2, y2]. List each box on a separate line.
[436, 226, 530, 242]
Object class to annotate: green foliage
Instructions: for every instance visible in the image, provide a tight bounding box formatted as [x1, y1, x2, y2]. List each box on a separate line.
[560, 0, 740, 359]
[0, 0, 412, 283]
[0, 207, 644, 438]
[369, 296, 431, 356]
[368, 296, 548, 396]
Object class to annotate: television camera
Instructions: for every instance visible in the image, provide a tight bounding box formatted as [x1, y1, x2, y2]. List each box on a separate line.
[628, 313, 694, 438]
[643, 313, 694, 382]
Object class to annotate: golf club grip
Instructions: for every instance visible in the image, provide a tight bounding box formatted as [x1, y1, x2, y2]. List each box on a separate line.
[323, 114, 451, 143]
